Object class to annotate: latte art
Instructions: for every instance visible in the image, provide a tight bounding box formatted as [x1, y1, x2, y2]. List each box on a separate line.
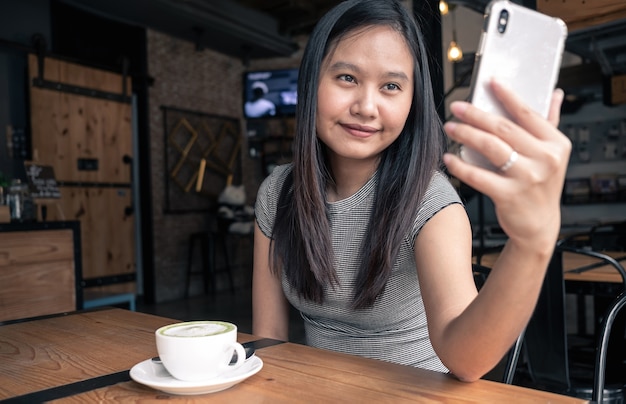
[160, 321, 234, 337]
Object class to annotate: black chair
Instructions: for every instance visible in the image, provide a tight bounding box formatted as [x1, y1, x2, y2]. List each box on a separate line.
[185, 229, 235, 298]
[520, 246, 626, 402]
[559, 221, 626, 252]
[185, 211, 255, 299]
[594, 291, 626, 403]
[589, 221, 626, 252]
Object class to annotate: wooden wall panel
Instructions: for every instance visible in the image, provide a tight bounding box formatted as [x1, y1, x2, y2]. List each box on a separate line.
[29, 55, 133, 184]
[0, 229, 74, 266]
[44, 187, 135, 280]
[0, 229, 76, 322]
[28, 55, 136, 294]
[29, 54, 130, 94]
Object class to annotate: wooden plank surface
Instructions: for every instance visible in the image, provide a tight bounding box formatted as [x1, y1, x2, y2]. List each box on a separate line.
[474, 250, 625, 284]
[608, 74, 626, 106]
[62, 343, 586, 403]
[28, 55, 133, 184]
[0, 309, 585, 403]
[0, 229, 76, 322]
[537, 0, 626, 32]
[0, 229, 74, 266]
[0, 310, 171, 397]
[564, 266, 625, 283]
[43, 187, 136, 281]
[0, 309, 252, 399]
[28, 54, 136, 288]
[30, 53, 130, 93]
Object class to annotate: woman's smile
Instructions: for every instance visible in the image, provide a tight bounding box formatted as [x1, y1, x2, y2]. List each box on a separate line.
[340, 122, 380, 138]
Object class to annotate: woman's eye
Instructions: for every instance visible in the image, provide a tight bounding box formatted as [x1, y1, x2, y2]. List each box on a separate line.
[384, 83, 400, 91]
[338, 74, 356, 83]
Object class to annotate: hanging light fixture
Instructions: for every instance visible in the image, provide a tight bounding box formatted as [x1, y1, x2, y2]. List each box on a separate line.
[439, 0, 449, 15]
[447, 41, 463, 62]
[447, 7, 463, 62]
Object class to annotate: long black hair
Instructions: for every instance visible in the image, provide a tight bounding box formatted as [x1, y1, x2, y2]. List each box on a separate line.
[271, 0, 446, 309]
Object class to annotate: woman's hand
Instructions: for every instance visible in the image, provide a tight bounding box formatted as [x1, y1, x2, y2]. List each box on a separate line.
[443, 79, 572, 251]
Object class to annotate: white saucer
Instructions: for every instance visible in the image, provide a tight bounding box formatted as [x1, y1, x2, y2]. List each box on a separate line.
[130, 355, 263, 395]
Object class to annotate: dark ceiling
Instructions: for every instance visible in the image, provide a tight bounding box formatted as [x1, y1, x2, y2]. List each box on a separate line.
[234, 0, 344, 37]
[59, 0, 350, 62]
[58, 0, 492, 62]
[60, 0, 625, 77]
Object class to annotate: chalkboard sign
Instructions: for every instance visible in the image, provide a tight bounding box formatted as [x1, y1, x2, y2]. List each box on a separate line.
[24, 163, 61, 199]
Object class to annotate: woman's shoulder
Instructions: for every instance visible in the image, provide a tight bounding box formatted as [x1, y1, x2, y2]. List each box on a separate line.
[255, 164, 292, 236]
[270, 163, 293, 178]
[259, 164, 292, 192]
[256, 163, 292, 206]
[427, 170, 461, 200]
[409, 171, 463, 241]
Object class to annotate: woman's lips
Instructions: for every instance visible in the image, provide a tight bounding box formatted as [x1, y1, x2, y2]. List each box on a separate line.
[341, 123, 379, 138]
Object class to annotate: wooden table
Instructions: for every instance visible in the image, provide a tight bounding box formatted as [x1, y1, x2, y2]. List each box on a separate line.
[474, 249, 625, 337]
[561, 251, 625, 284]
[0, 308, 586, 403]
[474, 250, 626, 284]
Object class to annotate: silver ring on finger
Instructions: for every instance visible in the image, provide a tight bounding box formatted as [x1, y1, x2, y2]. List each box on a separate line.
[499, 150, 518, 172]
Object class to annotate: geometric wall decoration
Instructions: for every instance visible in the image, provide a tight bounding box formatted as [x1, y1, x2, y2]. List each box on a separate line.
[162, 106, 241, 213]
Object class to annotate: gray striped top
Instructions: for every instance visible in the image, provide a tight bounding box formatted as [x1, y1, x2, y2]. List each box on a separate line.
[255, 164, 463, 372]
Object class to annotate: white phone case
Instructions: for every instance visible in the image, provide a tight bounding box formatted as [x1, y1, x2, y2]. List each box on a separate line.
[460, 0, 568, 170]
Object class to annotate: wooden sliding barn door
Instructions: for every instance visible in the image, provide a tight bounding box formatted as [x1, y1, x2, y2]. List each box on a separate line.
[28, 54, 136, 297]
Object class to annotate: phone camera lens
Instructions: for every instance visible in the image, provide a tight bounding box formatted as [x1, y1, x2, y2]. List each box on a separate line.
[497, 9, 509, 33]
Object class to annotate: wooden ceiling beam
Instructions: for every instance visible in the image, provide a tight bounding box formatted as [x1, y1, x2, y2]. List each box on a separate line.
[537, 0, 626, 32]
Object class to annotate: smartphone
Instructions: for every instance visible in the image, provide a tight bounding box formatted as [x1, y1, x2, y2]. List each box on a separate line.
[459, 0, 568, 171]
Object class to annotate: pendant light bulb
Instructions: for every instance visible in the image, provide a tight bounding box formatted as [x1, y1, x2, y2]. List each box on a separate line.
[439, 1, 449, 15]
[447, 7, 463, 63]
[447, 40, 463, 62]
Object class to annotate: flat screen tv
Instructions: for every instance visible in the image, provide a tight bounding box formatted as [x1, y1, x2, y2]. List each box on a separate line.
[243, 68, 298, 119]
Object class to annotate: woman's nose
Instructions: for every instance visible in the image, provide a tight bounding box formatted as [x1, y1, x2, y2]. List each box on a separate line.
[350, 87, 378, 118]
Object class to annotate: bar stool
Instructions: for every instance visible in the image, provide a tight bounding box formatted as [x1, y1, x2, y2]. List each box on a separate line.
[185, 230, 235, 298]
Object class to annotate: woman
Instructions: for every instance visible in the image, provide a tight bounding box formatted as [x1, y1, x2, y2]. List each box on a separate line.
[253, 0, 571, 382]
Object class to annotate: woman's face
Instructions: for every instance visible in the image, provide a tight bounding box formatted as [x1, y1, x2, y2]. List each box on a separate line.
[316, 25, 414, 167]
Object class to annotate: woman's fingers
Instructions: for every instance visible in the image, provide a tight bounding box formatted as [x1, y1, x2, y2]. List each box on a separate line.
[444, 101, 540, 170]
[445, 119, 528, 172]
[488, 79, 563, 138]
[443, 151, 511, 195]
[445, 79, 569, 175]
[443, 79, 572, 246]
[547, 88, 565, 127]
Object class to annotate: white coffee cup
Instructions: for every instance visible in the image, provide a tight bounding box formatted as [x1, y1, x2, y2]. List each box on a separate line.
[155, 321, 246, 381]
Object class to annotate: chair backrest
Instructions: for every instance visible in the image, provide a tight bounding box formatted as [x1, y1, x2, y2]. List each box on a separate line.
[524, 246, 626, 400]
[594, 291, 626, 403]
[590, 221, 626, 252]
[523, 249, 571, 393]
[0, 222, 82, 324]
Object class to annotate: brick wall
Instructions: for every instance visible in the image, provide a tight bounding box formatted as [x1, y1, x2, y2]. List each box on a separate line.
[147, 29, 305, 302]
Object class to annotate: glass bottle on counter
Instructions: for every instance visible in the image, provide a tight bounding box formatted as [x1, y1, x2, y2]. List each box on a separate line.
[0, 172, 7, 205]
[7, 179, 35, 222]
